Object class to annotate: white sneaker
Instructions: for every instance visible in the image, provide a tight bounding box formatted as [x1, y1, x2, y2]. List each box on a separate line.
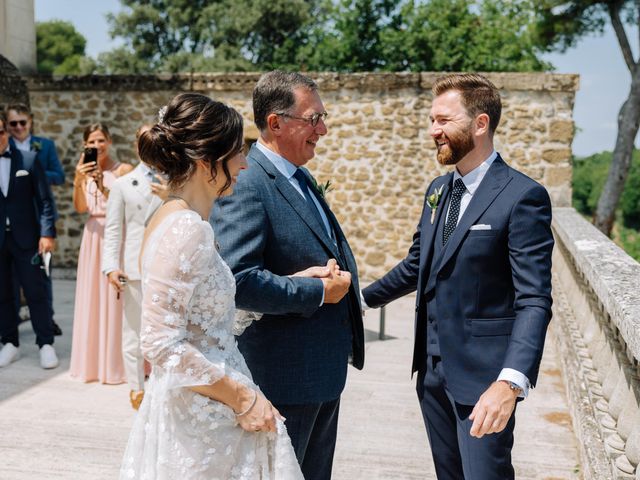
[39, 344, 59, 369]
[0, 343, 20, 367]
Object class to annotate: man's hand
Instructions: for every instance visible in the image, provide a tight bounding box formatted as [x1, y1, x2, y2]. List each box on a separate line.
[107, 270, 128, 293]
[321, 259, 352, 304]
[291, 259, 338, 279]
[468, 381, 518, 438]
[150, 175, 169, 200]
[39, 236, 55, 254]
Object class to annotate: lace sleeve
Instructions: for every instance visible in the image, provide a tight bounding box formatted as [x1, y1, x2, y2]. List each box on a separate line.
[232, 310, 263, 336]
[140, 213, 223, 389]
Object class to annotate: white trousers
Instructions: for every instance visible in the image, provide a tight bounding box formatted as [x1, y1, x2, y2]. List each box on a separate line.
[122, 280, 145, 391]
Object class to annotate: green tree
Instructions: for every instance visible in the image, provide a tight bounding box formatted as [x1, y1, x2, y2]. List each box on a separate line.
[533, 0, 640, 236]
[289, 0, 551, 72]
[103, 0, 315, 72]
[36, 20, 95, 74]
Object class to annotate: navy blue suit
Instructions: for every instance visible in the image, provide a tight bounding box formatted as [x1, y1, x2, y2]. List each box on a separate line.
[212, 144, 364, 480]
[363, 156, 554, 479]
[30, 136, 65, 186]
[10, 136, 63, 333]
[0, 148, 57, 347]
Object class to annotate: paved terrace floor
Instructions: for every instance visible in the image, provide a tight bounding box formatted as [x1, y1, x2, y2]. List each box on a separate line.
[0, 277, 580, 479]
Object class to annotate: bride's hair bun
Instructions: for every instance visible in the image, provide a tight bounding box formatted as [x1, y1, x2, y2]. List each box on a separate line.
[138, 93, 244, 191]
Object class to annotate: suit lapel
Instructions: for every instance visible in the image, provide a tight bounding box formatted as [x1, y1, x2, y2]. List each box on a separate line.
[6, 150, 21, 199]
[130, 165, 152, 201]
[252, 149, 341, 259]
[433, 156, 512, 274]
[420, 174, 452, 269]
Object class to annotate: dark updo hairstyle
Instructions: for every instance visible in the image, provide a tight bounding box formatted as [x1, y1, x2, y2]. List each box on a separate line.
[83, 123, 111, 142]
[138, 93, 244, 193]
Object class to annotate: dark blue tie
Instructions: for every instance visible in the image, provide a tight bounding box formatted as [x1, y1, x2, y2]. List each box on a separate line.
[443, 178, 466, 245]
[293, 169, 330, 237]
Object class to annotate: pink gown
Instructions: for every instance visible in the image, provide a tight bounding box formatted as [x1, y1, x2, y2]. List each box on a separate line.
[70, 163, 126, 384]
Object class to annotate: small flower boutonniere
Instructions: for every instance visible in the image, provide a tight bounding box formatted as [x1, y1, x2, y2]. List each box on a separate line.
[311, 177, 334, 199]
[426, 184, 445, 224]
[31, 141, 42, 152]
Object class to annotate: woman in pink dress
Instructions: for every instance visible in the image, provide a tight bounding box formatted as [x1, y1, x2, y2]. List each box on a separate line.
[70, 123, 133, 384]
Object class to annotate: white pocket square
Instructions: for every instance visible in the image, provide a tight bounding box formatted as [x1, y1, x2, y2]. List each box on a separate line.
[470, 224, 492, 230]
[15, 170, 29, 177]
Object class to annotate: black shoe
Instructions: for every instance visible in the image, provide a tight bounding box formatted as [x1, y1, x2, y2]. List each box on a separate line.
[52, 321, 62, 336]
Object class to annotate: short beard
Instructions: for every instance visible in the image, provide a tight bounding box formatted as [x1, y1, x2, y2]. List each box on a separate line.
[436, 124, 475, 166]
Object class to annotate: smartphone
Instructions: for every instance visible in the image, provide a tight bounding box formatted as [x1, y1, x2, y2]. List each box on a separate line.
[83, 147, 98, 164]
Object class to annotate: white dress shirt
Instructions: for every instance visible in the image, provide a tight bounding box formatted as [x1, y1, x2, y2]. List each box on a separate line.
[255, 141, 329, 306]
[14, 135, 32, 152]
[0, 148, 11, 198]
[1, 147, 12, 227]
[448, 150, 530, 397]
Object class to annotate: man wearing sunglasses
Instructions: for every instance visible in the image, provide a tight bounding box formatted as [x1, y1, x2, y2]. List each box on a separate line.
[7, 104, 64, 338]
[0, 111, 58, 369]
[212, 71, 364, 480]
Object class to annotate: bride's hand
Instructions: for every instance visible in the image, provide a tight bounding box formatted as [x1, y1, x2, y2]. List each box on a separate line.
[291, 258, 340, 278]
[235, 389, 282, 433]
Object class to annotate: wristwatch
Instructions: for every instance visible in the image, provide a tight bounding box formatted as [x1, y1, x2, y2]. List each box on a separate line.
[499, 380, 522, 394]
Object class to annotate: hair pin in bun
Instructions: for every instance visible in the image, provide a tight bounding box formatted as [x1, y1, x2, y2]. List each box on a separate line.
[158, 105, 168, 124]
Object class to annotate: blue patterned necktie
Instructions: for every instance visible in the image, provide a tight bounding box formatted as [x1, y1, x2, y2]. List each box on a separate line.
[443, 178, 466, 245]
[293, 168, 330, 237]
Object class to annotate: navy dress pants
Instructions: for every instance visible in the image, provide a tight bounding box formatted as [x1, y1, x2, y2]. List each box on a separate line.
[0, 232, 53, 347]
[418, 356, 515, 480]
[276, 397, 341, 480]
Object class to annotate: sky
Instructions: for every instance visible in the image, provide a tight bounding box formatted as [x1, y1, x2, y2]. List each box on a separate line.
[34, 0, 639, 157]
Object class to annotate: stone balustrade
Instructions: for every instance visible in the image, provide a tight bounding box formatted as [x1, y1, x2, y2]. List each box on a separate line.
[551, 207, 640, 479]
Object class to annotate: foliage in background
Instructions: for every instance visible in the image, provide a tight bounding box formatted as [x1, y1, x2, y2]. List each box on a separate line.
[36, 20, 95, 74]
[573, 149, 640, 260]
[91, 0, 553, 73]
[533, 0, 640, 236]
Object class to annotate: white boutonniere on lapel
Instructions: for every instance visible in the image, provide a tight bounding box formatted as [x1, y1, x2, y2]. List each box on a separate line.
[426, 184, 445, 224]
[31, 141, 42, 152]
[311, 177, 333, 199]
[16, 170, 30, 177]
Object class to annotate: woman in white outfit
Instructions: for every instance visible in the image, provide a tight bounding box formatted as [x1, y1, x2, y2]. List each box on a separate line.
[120, 93, 304, 479]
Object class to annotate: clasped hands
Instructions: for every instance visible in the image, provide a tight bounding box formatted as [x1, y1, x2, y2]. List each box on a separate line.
[293, 258, 352, 304]
[468, 380, 519, 438]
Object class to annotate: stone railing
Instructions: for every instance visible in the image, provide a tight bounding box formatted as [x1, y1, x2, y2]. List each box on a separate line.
[551, 208, 640, 479]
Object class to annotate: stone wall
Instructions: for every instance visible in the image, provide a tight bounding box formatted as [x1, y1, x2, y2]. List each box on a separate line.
[551, 208, 640, 479]
[26, 72, 578, 276]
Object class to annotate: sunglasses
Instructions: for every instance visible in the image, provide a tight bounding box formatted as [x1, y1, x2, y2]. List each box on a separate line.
[9, 120, 28, 127]
[0, 129, 6, 136]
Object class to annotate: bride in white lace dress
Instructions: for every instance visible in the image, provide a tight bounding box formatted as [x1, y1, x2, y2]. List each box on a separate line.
[119, 93, 304, 479]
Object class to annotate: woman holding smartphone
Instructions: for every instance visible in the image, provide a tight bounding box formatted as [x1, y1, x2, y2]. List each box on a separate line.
[70, 123, 133, 384]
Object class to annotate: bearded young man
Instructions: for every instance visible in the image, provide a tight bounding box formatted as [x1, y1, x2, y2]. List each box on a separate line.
[362, 73, 554, 479]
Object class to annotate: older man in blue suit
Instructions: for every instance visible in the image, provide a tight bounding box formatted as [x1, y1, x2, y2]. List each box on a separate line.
[0, 111, 58, 369]
[363, 74, 554, 479]
[7, 103, 64, 336]
[212, 71, 364, 480]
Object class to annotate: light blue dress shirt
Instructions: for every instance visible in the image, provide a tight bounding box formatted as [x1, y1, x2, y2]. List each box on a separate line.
[255, 141, 330, 306]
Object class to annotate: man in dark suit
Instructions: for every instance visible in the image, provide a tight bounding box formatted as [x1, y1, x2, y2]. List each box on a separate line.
[212, 71, 365, 480]
[7, 103, 64, 336]
[0, 111, 58, 369]
[362, 73, 554, 479]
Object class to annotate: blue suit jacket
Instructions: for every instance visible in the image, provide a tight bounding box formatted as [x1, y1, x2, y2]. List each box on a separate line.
[30, 136, 65, 185]
[0, 148, 57, 249]
[363, 156, 554, 405]
[212, 144, 364, 405]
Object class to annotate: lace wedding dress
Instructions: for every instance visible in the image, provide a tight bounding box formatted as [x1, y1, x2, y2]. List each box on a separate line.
[119, 210, 303, 480]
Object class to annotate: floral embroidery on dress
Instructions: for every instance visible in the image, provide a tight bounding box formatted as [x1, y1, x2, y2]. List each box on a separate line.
[119, 211, 303, 480]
